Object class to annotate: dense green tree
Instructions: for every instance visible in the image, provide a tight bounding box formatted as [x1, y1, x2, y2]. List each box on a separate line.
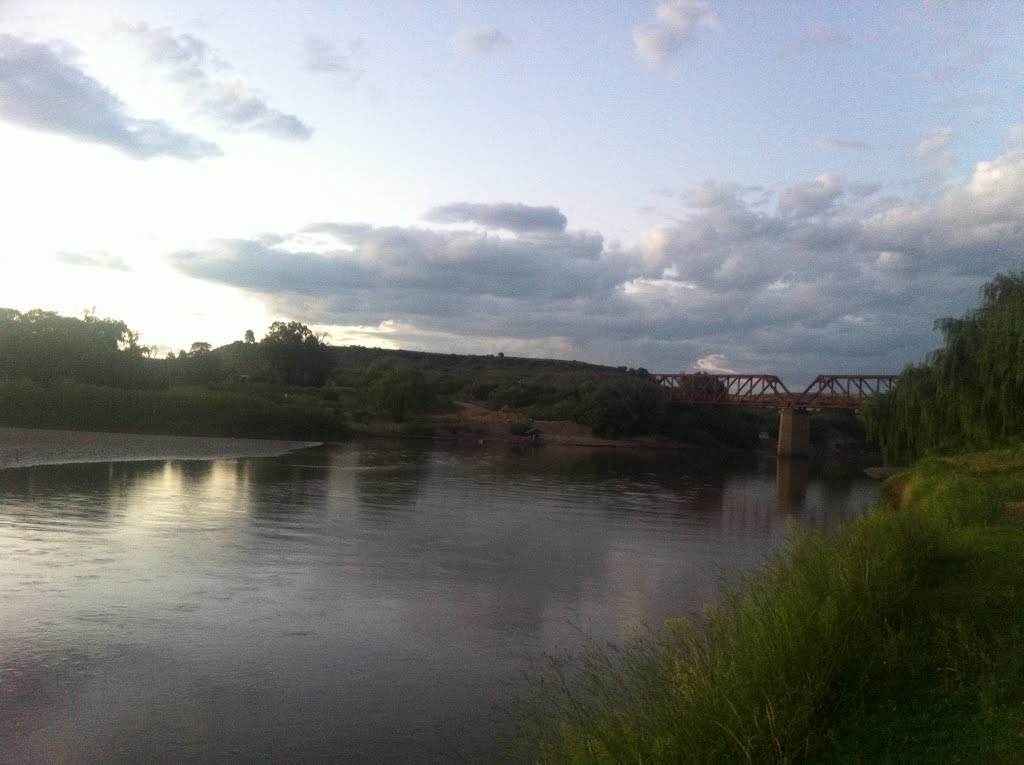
[0, 307, 158, 387]
[177, 341, 220, 384]
[575, 376, 664, 438]
[259, 321, 332, 386]
[244, 329, 256, 344]
[864, 271, 1024, 462]
[357, 361, 437, 422]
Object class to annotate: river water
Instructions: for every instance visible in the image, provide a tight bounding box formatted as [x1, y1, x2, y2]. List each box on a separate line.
[0, 441, 877, 763]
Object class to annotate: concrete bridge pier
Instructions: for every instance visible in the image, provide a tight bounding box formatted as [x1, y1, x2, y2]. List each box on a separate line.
[776, 456, 809, 507]
[777, 407, 810, 458]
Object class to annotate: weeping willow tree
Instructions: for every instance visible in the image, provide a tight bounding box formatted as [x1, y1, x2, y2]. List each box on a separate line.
[864, 272, 1024, 463]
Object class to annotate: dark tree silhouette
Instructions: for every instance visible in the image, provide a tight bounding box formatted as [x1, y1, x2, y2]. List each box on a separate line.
[260, 321, 332, 386]
[864, 271, 1024, 462]
[0, 307, 155, 386]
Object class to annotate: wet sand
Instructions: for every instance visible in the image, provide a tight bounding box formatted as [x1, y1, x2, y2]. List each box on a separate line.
[0, 427, 321, 470]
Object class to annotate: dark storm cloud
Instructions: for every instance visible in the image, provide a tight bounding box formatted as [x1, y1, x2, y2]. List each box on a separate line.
[169, 142, 1024, 379]
[0, 34, 219, 159]
[172, 225, 619, 306]
[119, 22, 312, 140]
[424, 203, 568, 233]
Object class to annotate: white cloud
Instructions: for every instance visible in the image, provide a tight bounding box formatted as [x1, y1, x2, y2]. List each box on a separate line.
[118, 21, 312, 140]
[450, 26, 511, 56]
[303, 34, 365, 88]
[777, 173, 843, 218]
[696, 353, 735, 373]
[634, 0, 718, 67]
[1006, 125, 1024, 151]
[165, 135, 1024, 378]
[815, 136, 873, 151]
[0, 34, 219, 159]
[56, 251, 132, 271]
[913, 126, 955, 170]
[876, 250, 910, 271]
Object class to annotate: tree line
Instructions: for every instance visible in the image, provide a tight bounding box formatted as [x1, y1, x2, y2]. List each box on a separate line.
[0, 308, 152, 387]
[0, 307, 797, 447]
[0, 310, 334, 389]
[864, 272, 1024, 463]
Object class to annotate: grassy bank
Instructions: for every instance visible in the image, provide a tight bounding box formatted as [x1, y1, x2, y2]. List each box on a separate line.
[521, 448, 1024, 763]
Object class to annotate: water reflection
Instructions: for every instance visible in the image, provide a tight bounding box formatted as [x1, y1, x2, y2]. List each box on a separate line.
[0, 442, 878, 764]
[355, 442, 432, 516]
[0, 461, 167, 528]
[776, 457, 809, 508]
[0, 461, 164, 501]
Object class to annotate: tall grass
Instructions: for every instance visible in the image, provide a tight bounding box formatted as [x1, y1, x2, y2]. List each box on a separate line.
[515, 447, 1024, 764]
[520, 505, 945, 764]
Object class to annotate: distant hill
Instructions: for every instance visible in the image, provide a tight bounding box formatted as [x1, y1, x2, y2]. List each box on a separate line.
[0, 307, 851, 449]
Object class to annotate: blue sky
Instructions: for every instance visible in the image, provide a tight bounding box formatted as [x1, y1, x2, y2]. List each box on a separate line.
[2, 1, 1023, 383]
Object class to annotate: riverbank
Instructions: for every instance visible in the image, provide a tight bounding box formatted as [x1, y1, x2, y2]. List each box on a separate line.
[0, 381, 722, 452]
[349, 401, 697, 450]
[523, 446, 1024, 763]
[0, 427, 320, 470]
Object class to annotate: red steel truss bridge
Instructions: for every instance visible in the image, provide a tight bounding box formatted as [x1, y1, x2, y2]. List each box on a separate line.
[650, 373, 897, 411]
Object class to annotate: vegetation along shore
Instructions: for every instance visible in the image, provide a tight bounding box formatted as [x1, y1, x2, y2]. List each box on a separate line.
[0, 308, 862, 452]
[518, 271, 1024, 763]
[517, 449, 1024, 763]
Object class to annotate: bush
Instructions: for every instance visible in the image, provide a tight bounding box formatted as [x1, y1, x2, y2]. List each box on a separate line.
[574, 377, 664, 438]
[357, 361, 437, 422]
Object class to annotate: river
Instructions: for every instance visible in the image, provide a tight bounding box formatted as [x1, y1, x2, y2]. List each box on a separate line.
[0, 440, 877, 763]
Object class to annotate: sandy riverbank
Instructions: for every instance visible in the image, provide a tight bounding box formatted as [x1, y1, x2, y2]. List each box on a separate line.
[0, 427, 321, 470]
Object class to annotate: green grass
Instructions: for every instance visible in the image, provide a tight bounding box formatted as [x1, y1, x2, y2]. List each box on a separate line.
[518, 448, 1024, 763]
[824, 524, 1024, 763]
[823, 453, 1024, 762]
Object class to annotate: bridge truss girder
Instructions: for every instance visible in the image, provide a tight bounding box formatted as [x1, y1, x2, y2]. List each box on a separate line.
[652, 373, 897, 411]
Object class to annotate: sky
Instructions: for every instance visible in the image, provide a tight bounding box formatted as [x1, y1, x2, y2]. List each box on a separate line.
[2, 1, 1023, 384]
